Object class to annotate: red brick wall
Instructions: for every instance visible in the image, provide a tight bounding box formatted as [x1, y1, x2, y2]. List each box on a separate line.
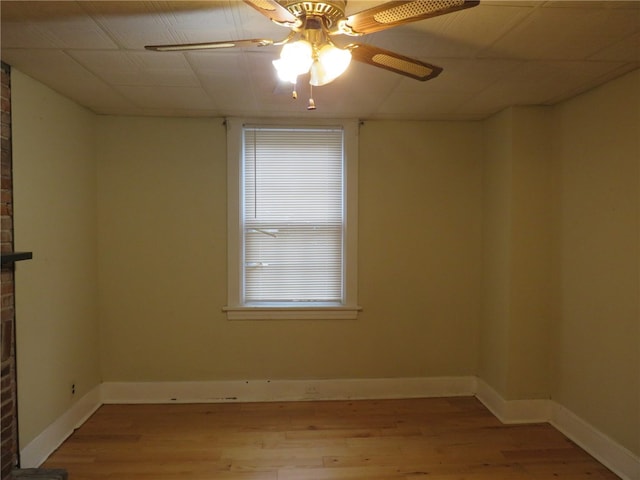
[1, 61, 18, 480]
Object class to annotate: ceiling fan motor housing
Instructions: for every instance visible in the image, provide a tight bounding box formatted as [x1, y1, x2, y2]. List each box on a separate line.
[281, 1, 346, 28]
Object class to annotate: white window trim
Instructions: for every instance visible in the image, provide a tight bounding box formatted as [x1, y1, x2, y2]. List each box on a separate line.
[224, 117, 360, 320]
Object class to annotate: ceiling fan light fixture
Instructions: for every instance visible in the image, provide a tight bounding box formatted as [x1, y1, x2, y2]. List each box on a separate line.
[146, 0, 481, 105]
[272, 40, 314, 83]
[310, 43, 351, 86]
[272, 58, 298, 83]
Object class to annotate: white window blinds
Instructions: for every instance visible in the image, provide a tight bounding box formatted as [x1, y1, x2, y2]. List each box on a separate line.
[242, 126, 344, 304]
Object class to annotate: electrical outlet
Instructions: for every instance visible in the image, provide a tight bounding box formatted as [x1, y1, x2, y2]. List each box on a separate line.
[71, 383, 76, 395]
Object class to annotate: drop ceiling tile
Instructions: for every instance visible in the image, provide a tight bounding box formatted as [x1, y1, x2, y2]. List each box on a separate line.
[343, 1, 387, 16]
[543, 1, 640, 9]
[404, 58, 526, 95]
[153, 1, 238, 28]
[462, 59, 632, 115]
[450, 95, 513, 120]
[81, 1, 228, 26]
[84, 1, 281, 51]
[1, 0, 81, 21]
[197, 74, 259, 114]
[487, 4, 640, 60]
[376, 90, 474, 119]
[187, 49, 248, 73]
[2, 0, 638, 120]
[69, 50, 199, 87]
[0, 1, 117, 49]
[233, 0, 292, 39]
[192, 49, 308, 117]
[1, 48, 132, 111]
[83, 1, 225, 49]
[244, 51, 284, 102]
[481, 1, 541, 6]
[286, 62, 412, 119]
[590, 31, 640, 62]
[150, 3, 248, 42]
[114, 85, 217, 112]
[304, 63, 404, 119]
[238, 53, 394, 119]
[244, 51, 288, 95]
[368, 3, 535, 59]
[85, 15, 182, 48]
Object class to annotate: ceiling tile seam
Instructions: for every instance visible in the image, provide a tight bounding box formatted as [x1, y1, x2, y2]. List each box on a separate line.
[229, 0, 253, 42]
[447, 58, 526, 100]
[75, 2, 126, 52]
[182, 52, 222, 112]
[66, 49, 195, 90]
[152, 2, 192, 44]
[130, 51, 201, 87]
[22, 22, 67, 49]
[242, 50, 275, 114]
[542, 62, 640, 105]
[80, 6, 176, 52]
[152, 3, 253, 47]
[585, 30, 640, 62]
[442, 91, 482, 116]
[474, 4, 541, 59]
[369, 74, 406, 118]
[65, 49, 137, 87]
[448, 92, 505, 120]
[60, 48, 133, 108]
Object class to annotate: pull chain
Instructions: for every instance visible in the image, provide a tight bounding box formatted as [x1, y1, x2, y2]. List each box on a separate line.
[307, 83, 316, 110]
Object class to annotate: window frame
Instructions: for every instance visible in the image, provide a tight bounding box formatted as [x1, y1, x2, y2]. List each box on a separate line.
[224, 118, 360, 320]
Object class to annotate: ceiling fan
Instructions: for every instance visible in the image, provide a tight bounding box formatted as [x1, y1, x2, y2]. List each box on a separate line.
[145, 0, 479, 109]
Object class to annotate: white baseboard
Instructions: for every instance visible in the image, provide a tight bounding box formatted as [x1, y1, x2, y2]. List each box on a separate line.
[101, 376, 477, 404]
[475, 378, 640, 480]
[551, 404, 640, 480]
[475, 378, 552, 424]
[21, 376, 639, 480]
[20, 376, 474, 467]
[20, 385, 102, 468]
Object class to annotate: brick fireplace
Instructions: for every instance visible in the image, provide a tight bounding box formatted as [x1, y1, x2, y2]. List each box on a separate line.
[1, 61, 19, 480]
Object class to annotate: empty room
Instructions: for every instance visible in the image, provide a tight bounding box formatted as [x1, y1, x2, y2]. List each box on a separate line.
[0, 1, 638, 479]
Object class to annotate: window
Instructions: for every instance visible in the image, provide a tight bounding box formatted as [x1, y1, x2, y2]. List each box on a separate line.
[224, 118, 359, 320]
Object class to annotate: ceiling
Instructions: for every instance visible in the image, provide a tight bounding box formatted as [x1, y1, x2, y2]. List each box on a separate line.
[1, 0, 639, 121]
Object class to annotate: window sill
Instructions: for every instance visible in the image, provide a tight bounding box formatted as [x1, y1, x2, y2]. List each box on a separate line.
[223, 305, 362, 320]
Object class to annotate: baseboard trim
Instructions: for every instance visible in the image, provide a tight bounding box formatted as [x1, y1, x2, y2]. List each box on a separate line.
[21, 377, 639, 480]
[20, 385, 102, 468]
[475, 379, 639, 480]
[101, 376, 477, 404]
[475, 378, 552, 424]
[551, 404, 640, 480]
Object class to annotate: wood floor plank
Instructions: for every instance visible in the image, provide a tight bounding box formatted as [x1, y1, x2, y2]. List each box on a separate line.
[42, 397, 620, 479]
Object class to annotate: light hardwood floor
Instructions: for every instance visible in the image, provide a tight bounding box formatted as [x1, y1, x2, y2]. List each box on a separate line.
[42, 397, 619, 479]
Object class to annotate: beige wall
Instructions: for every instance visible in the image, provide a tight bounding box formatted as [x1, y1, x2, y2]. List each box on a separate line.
[480, 109, 512, 396]
[553, 69, 639, 455]
[479, 71, 639, 454]
[480, 107, 554, 400]
[11, 70, 101, 447]
[95, 118, 484, 381]
[9, 66, 639, 458]
[357, 121, 483, 377]
[96, 116, 227, 380]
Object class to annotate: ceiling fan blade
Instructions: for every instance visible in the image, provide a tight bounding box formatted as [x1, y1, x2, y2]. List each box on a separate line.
[145, 38, 274, 52]
[243, 0, 301, 27]
[341, 0, 479, 35]
[349, 43, 442, 81]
